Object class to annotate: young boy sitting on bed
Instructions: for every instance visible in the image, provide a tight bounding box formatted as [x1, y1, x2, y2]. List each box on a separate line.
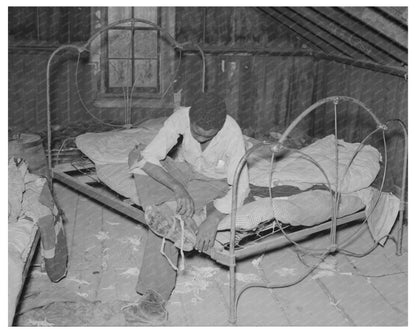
[124, 92, 249, 324]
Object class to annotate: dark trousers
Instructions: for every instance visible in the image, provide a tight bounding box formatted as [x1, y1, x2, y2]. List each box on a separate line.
[134, 158, 228, 300]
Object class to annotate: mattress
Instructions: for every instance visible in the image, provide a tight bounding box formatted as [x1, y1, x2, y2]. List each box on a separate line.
[77, 124, 381, 194]
[75, 118, 393, 233]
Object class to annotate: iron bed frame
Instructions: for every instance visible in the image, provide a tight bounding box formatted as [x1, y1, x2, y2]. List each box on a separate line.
[45, 18, 408, 324]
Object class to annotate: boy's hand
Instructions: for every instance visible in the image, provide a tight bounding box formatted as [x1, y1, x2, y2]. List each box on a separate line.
[195, 205, 226, 252]
[173, 185, 194, 218]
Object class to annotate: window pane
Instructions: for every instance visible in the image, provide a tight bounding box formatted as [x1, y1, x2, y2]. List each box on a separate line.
[108, 30, 131, 58]
[109, 59, 132, 87]
[133, 60, 158, 88]
[108, 7, 132, 26]
[133, 7, 157, 27]
[134, 30, 157, 58]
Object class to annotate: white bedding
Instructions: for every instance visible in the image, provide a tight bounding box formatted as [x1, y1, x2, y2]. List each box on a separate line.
[217, 189, 367, 231]
[247, 135, 381, 193]
[77, 122, 381, 195]
[75, 118, 166, 165]
[75, 121, 388, 234]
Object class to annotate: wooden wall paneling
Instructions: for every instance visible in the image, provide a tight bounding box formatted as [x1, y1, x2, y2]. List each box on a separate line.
[285, 57, 296, 128]
[237, 55, 256, 133]
[12, 55, 26, 130]
[288, 56, 315, 137]
[25, 53, 39, 129]
[370, 71, 388, 123]
[319, 61, 339, 136]
[233, 7, 264, 46]
[17, 54, 31, 130]
[269, 57, 285, 130]
[257, 56, 277, 136]
[214, 56, 227, 99]
[335, 63, 352, 141]
[223, 56, 241, 121]
[311, 59, 327, 138]
[345, 66, 363, 141]
[8, 53, 20, 130]
[22, 54, 37, 130]
[175, 7, 204, 43]
[336, 7, 407, 65]
[69, 56, 87, 124]
[68, 59, 80, 124]
[280, 7, 369, 61]
[261, 8, 340, 55]
[9, 7, 37, 41]
[308, 59, 320, 137]
[37, 7, 65, 43]
[49, 52, 70, 127]
[69, 7, 91, 42]
[386, 77, 407, 191]
[382, 75, 399, 121]
[357, 68, 376, 138]
[73, 54, 98, 126]
[274, 57, 292, 132]
[204, 54, 218, 95]
[205, 7, 234, 45]
[286, 57, 298, 127]
[251, 56, 267, 136]
[179, 54, 204, 105]
[35, 54, 48, 132]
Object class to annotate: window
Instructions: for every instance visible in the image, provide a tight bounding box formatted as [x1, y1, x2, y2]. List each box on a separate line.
[105, 7, 160, 95]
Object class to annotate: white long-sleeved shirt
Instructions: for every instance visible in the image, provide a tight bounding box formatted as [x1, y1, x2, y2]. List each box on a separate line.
[130, 107, 249, 214]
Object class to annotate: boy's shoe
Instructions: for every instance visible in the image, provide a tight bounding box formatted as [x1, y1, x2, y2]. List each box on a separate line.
[122, 290, 168, 325]
[144, 205, 196, 251]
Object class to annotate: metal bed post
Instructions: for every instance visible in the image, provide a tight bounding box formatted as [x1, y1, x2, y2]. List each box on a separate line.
[385, 119, 408, 256]
[330, 97, 340, 252]
[228, 142, 270, 324]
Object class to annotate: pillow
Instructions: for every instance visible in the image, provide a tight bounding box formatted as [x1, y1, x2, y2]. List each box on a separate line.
[248, 135, 381, 193]
[218, 190, 365, 231]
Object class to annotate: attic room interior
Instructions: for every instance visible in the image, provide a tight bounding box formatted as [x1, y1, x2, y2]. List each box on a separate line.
[8, 6, 408, 326]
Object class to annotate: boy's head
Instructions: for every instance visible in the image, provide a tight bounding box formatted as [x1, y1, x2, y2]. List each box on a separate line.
[189, 92, 227, 144]
[189, 92, 227, 131]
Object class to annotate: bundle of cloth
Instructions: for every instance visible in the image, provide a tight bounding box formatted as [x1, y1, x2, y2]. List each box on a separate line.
[8, 158, 68, 325]
[75, 119, 400, 245]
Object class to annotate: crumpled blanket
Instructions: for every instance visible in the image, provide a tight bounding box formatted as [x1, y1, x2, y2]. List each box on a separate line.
[355, 187, 400, 245]
[248, 135, 381, 193]
[75, 117, 166, 165]
[8, 158, 28, 223]
[8, 158, 58, 325]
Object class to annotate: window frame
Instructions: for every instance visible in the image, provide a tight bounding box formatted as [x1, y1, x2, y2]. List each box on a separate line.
[100, 7, 163, 99]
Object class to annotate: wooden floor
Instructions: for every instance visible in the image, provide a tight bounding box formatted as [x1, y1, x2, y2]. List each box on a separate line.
[14, 182, 408, 326]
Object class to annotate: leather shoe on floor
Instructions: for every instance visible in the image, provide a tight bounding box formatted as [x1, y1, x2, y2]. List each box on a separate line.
[122, 290, 168, 325]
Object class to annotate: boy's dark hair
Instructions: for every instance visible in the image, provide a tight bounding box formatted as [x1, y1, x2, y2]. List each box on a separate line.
[189, 92, 227, 131]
